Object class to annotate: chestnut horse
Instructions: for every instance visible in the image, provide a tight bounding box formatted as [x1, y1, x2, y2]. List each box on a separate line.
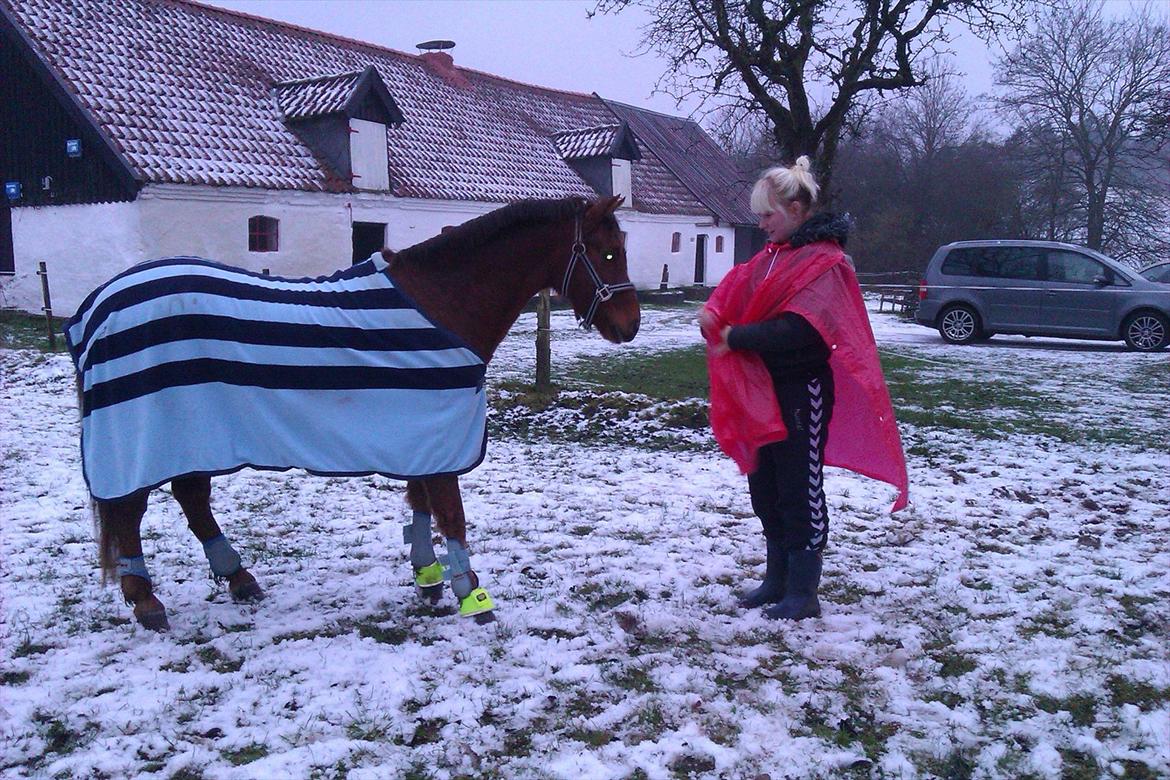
[67, 196, 638, 630]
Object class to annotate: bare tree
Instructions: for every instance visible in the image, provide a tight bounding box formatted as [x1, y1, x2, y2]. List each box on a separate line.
[1004, 122, 1083, 243]
[595, 0, 1025, 202]
[892, 63, 978, 164]
[995, 0, 1170, 255]
[834, 72, 1021, 272]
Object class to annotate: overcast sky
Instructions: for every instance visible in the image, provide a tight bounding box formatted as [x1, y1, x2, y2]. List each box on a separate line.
[200, 0, 1004, 117]
[198, 0, 1150, 131]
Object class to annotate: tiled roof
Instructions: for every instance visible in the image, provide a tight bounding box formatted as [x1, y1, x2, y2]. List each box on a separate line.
[275, 71, 364, 121]
[602, 99, 757, 225]
[552, 124, 622, 160]
[2, 0, 717, 212]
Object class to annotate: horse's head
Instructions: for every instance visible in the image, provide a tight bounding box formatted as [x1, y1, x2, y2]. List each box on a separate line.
[560, 196, 641, 343]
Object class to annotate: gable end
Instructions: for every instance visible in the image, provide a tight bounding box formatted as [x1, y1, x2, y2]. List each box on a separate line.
[0, 4, 140, 207]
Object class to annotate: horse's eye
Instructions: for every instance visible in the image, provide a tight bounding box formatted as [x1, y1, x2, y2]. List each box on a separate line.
[604, 252, 615, 262]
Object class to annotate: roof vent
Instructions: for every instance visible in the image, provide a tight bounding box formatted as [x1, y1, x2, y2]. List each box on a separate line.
[416, 40, 455, 51]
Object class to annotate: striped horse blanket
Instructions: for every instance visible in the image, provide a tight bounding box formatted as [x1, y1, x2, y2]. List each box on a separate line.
[65, 253, 487, 501]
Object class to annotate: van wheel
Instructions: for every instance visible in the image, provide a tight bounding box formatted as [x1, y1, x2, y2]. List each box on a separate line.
[1122, 311, 1169, 351]
[938, 305, 982, 345]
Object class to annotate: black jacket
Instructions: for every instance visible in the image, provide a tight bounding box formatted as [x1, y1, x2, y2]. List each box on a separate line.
[726, 213, 849, 382]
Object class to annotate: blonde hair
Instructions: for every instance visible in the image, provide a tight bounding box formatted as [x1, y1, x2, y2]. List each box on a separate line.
[750, 156, 820, 214]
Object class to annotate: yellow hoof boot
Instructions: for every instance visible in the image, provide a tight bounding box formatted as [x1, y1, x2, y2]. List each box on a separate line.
[414, 561, 444, 588]
[458, 587, 495, 618]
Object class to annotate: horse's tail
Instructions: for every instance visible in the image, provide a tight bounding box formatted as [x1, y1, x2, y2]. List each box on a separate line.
[76, 374, 117, 583]
[95, 503, 120, 584]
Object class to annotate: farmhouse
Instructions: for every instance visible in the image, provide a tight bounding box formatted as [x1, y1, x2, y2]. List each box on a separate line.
[0, 0, 759, 315]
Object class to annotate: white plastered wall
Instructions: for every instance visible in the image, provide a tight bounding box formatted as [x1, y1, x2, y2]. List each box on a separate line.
[0, 184, 736, 315]
[0, 186, 504, 314]
[1, 199, 145, 316]
[618, 211, 736, 289]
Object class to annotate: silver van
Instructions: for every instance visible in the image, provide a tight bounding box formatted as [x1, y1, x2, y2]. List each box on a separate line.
[915, 240, 1169, 351]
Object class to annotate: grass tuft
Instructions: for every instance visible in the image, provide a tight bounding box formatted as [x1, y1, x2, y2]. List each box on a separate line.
[223, 744, 268, 766]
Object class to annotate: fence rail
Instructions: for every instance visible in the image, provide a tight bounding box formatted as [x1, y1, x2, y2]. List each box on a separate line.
[856, 271, 921, 315]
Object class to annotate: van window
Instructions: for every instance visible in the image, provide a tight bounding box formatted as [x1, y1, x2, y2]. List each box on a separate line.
[940, 248, 978, 275]
[993, 248, 1043, 279]
[942, 247, 1042, 279]
[1047, 250, 1128, 285]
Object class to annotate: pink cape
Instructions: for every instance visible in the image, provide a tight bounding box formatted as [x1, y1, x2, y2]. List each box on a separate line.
[704, 241, 910, 512]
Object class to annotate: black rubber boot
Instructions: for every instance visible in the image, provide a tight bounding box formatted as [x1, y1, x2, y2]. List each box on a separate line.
[765, 550, 822, 620]
[738, 536, 787, 608]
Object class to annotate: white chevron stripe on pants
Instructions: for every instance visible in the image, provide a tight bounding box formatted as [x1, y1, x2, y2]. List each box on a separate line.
[746, 368, 833, 554]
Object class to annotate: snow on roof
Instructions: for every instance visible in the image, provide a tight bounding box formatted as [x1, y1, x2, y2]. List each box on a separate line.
[3, 0, 725, 213]
[552, 125, 624, 160]
[275, 70, 366, 121]
[602, 99, 758, 225]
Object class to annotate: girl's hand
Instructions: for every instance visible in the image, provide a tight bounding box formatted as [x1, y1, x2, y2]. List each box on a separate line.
[698, 306, 718, 335]
[712, 325, 732, 356]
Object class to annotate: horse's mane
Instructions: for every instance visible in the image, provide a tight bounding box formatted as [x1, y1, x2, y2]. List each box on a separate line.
[394, 197, 588, 268]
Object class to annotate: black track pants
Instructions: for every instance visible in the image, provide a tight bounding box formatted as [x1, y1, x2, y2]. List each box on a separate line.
[747, 368, 835, 553]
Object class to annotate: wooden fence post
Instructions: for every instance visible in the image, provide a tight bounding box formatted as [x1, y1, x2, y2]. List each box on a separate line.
[535, 289, 551, 392]
[36, 261, 56, 350]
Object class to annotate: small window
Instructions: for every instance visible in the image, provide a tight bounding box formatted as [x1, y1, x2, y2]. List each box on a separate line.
[671, 232, 681, 253]
[249, 216, 279, 252]
[715, 235, 724, 253]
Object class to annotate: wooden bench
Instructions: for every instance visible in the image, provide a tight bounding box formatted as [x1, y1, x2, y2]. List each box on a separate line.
[878, 286, 918, 314]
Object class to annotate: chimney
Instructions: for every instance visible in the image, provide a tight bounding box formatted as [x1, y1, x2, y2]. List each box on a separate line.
[416, 40, 470, 89]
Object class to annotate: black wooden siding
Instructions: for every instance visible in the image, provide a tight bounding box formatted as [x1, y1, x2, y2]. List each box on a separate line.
[1, 11, 138, 208]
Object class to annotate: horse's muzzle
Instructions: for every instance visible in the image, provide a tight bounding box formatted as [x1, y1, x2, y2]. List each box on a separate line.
[601, 315, 640, 344]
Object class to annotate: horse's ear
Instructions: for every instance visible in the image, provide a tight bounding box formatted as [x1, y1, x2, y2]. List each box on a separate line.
[584, 195, 623, 228]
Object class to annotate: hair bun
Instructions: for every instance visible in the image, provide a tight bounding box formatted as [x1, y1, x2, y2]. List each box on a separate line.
[793, 155, 811, 171]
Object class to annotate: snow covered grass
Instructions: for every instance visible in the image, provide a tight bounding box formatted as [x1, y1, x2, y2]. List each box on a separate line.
[2, 303, 1168, 779]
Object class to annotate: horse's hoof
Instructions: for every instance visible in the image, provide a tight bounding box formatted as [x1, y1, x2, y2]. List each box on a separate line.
[134, 605, 170, 632]
[229, 570, 265, 602]
[473, 611, 497, 625]
[458, 587, 496, 620]
[417, 583, 444, 604]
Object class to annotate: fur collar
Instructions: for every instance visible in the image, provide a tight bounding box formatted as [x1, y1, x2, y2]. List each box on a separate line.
[789, 212, 849, 249]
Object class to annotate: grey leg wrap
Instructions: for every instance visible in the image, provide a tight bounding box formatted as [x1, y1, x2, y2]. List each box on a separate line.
[202, 534, 242, 579]
[442, 539, 474, 600]
[403, 511, 438, 570]
[117, 555, 151, 582]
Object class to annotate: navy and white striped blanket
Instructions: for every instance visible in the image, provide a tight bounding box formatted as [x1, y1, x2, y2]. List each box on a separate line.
[65, 253, 487, 501]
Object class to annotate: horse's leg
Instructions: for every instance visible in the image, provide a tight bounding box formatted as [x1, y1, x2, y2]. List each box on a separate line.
[405, 480, 444, 603]
[97, 491, 169, 631]
[422, 475, 496, 622]
[171, 475, 263, 602]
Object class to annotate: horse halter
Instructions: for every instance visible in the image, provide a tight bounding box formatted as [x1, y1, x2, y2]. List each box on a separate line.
[561, 211, 635, 330]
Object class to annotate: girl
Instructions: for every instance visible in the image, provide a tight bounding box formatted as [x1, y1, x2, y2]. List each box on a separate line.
[701, 157, 908, 620]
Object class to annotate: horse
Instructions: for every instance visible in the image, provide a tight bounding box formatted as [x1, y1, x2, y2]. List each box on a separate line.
[64, 195, 639, 630]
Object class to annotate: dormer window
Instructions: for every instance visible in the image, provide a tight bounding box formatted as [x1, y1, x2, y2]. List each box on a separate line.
[276, 66, 404, 192]
[349, 118, 390, 191]
[249, 215, 279, 252]
[552, 122, 641, 200]
[611, 159, 631, 203]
